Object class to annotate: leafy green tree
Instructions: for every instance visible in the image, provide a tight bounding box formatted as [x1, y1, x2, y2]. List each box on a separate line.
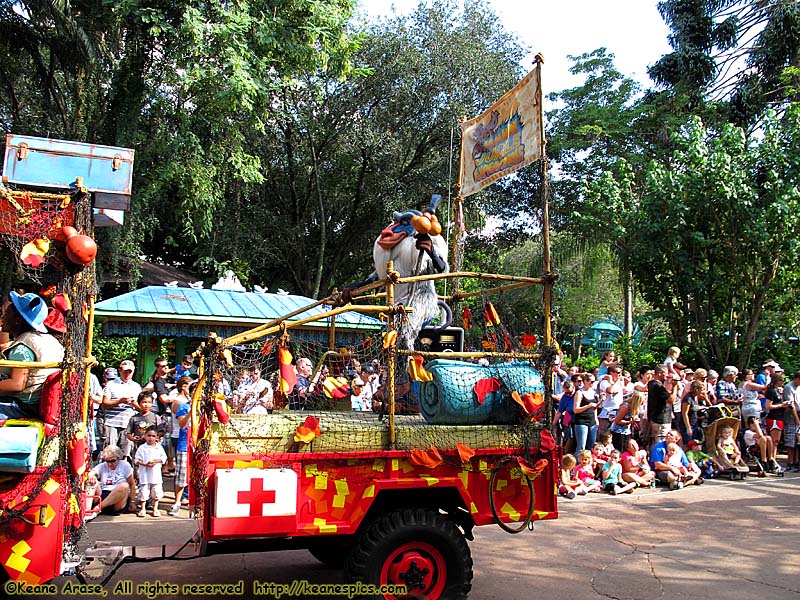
[547, 49, 646, 215]
[0, 0, 361, 285]
[546, 49, 648, 339]
[91, 325, 138, 369]
[650, 0, 800, 126]
[183, 0, 528, 297]
[587, 109, 800, 368]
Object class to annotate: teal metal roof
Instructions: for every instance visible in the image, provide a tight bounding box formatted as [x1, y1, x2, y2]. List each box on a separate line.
[94, 286, 382, 341]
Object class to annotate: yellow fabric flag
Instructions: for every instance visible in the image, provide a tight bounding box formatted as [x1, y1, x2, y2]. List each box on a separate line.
[459, 61, 544, 197]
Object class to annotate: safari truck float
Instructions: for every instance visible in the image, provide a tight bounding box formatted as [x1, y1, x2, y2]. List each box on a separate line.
[0, 134, 560, 600]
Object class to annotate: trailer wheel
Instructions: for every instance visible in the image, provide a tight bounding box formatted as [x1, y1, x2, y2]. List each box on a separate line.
[307, 537, 353, 569]
[345, 508, 472, 600]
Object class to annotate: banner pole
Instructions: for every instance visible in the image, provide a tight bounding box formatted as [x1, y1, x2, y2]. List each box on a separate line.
[535, 54, 553, 348]
[451, 117, 467, 301]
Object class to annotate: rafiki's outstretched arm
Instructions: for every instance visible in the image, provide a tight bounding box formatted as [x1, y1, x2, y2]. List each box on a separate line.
[415, 233, 447, 274]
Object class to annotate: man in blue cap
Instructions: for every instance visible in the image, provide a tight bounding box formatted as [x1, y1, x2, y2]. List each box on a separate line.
[0, 291, 65, 419]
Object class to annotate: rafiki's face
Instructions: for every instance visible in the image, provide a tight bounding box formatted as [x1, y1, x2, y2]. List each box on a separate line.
[377, 211, 417, 250]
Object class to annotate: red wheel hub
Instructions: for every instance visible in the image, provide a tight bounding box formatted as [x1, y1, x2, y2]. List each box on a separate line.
[380, 541, 447, 599]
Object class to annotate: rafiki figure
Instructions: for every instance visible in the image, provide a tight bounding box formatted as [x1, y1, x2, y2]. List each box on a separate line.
[345, 194, 450, 355]
[372, 194, 450, 351]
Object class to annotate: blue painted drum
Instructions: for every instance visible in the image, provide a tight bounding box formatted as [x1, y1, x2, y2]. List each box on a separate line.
[418, 359, 544, 425]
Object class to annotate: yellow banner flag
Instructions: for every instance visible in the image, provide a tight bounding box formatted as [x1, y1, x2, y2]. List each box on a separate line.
[459, 62, 543, 197]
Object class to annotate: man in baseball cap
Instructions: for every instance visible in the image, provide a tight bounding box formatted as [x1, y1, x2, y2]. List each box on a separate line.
[101, 359, 142, 458]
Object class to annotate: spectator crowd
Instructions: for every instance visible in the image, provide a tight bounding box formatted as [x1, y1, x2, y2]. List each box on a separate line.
[84, 352, 386, 521]
[552, 347, 800, 500]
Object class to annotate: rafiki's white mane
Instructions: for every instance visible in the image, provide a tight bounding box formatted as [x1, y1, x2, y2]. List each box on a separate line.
[373, 233, 449, 351]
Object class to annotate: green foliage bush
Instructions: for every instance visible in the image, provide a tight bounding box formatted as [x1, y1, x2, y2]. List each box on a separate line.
[91, 324, 137, 370]
[613, 336, 660, 373]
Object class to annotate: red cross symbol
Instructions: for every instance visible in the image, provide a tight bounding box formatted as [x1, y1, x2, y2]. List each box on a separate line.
[238, 478, 277, 516]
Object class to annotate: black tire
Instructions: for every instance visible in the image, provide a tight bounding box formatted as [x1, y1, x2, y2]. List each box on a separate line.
[307, 537, 354, 569]
[345, 508, 473, 600]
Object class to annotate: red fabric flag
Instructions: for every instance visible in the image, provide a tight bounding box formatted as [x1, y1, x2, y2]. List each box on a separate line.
[473, 377, 501, 405]
[278, 345, 298, 395]
[461, 305, 473, 330]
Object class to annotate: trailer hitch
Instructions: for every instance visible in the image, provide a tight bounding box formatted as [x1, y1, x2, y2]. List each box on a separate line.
[74, 533, 206, 586]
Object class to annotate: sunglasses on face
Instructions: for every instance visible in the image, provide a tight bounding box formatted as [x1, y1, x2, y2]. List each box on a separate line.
[106, 458, 118, 464]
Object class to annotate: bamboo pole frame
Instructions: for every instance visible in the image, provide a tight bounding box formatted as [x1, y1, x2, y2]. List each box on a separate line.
[447, 280, 537, 301]
[394, 271, 545, 286]
[534, 53, 553, 347]
[349, 273, 542, 303]
[0, 360, 68, 369]
[386, 262, 397, 449]
[224, 304, 396, 347]
[81, 295, 96, 423]
[222, 294, 340, 344]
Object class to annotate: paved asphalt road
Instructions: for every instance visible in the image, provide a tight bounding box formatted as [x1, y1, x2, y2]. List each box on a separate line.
[6, 472, 799, 600]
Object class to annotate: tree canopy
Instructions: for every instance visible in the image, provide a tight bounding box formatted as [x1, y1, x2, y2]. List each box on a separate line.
[649, 0, 800, 125]
[4, 0, 800, 370]
[584, 110, 800, 367]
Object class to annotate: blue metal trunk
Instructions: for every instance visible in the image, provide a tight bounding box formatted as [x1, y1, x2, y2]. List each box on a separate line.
[2, 134, 134, 209]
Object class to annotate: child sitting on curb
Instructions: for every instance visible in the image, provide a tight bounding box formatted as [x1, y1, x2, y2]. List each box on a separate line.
[575, 450, 603, 493]
[602, 450, 637, 495]
[620, 439, 655, 488]
[559, 454, 589, 499]
[592, 442, 609, 478]
[666, 442, 691, 484]
[686, 440, 721, 478]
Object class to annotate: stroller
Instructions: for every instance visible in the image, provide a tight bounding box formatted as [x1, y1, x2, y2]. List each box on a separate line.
[703, 410, 749, 480]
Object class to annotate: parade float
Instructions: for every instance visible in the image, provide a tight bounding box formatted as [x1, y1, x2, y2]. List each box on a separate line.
[1, 56, 559, 600]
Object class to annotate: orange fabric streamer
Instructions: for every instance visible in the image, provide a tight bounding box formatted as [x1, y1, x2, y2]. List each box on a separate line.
[456, 443, 475, 463]
[382, 330, 397, 349]
[511, 390, 544, 415]
[213, 392, 230, 424]
[518, 457, 548, 477]
[409, 447, 443, 469]
[20, 238, 49, 268]
[408, 355, 433, 382]
[483, 301, 500, 327]
[68, 425, 88, 477]
[323, 376, 350, 399]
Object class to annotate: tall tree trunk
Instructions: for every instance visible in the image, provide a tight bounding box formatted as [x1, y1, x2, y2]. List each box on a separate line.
[309, 140, 326, 299]
[622, 269, 633, 345]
